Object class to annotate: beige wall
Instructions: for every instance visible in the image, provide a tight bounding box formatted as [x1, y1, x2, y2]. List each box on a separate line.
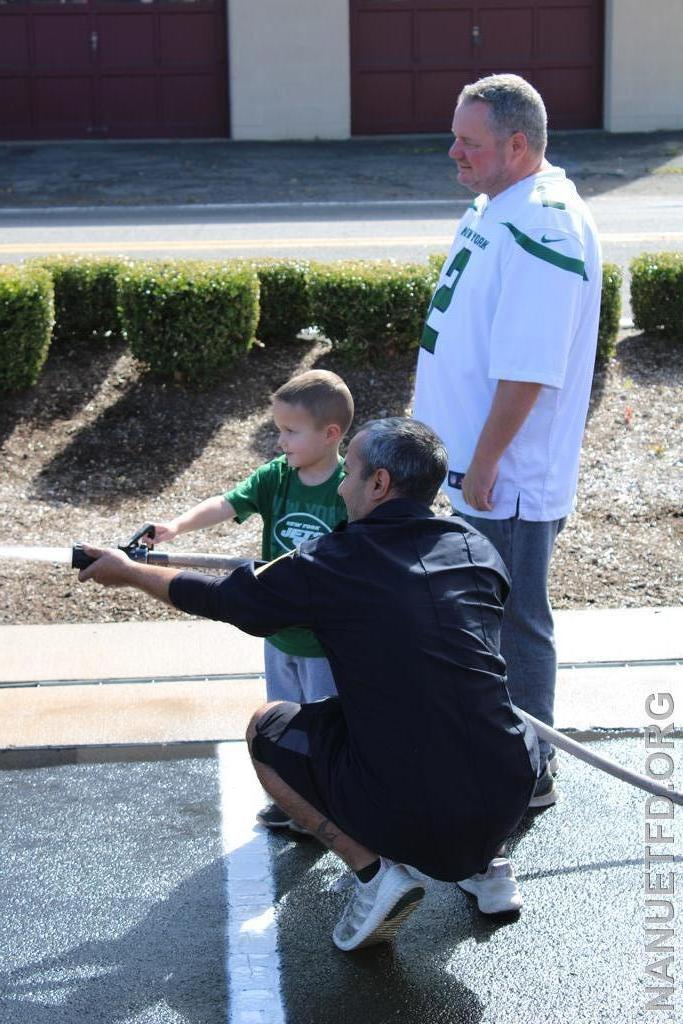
[228, 0, 351, 140]
[605, 0, 683, 131]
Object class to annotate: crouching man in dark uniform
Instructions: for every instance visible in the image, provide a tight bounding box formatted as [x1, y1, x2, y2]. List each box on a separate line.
[80, 418, 538, 952]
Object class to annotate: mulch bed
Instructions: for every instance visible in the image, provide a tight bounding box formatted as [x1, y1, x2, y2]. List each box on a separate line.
[1, 330, 680, 624]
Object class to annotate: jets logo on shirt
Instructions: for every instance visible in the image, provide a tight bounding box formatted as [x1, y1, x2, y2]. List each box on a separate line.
[274, 513, 332, 551]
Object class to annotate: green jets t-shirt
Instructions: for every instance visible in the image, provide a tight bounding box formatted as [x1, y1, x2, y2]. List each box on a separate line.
[225, 454, 347, 656]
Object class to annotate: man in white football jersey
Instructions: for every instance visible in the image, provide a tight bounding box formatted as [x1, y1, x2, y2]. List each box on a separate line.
[414, 74, 602, 827]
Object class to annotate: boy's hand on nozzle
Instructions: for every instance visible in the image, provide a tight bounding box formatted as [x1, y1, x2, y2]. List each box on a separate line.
[143, 521, 178, 544]
[78, 546, 137, 588]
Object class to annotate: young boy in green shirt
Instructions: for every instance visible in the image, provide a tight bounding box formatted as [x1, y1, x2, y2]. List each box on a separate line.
[144, 369, 354, 828]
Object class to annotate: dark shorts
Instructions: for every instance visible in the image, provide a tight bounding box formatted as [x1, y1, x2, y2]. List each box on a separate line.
[250, 695, 535, 882]
[251, 697, 346, 821]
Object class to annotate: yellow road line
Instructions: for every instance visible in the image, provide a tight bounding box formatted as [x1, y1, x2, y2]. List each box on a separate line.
[1, 231, 682, 256]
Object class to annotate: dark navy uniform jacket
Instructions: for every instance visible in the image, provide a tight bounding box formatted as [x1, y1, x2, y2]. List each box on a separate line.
[170, 498, 538, 881]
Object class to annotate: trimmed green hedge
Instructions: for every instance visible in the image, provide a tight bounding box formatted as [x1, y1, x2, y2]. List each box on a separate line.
[631, 252, 683, 338]
[0, 265, 54, 392]
[427, 251, 447, 284]
[33, 255, 123, 346]
[596, 262, 623, 363]
[246, 259, 311, 343]
[117, 261, 259, 384]
[7, 254, 674, 392]
[309, 260, 434, 363]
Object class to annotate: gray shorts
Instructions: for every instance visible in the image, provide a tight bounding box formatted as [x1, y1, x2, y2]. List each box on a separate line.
[263, 639, 338, 704]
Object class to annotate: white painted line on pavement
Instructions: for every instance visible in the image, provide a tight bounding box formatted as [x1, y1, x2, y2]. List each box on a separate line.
[218, 741, 285, 1024]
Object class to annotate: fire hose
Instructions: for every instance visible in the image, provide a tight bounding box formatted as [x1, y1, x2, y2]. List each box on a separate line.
[523, 711, 682, 806]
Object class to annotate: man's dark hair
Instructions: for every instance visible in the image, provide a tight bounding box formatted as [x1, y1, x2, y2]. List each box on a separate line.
[355, 418, 448, 504]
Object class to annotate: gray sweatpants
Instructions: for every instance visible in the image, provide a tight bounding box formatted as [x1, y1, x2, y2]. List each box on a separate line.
[460, 512, 566, 765]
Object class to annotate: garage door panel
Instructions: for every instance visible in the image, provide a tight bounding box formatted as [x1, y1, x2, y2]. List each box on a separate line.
[534, 66, 599, 127]
[0, 16, 30, 68]
[415, 11, 473, 65]
[478, 7, 534, 62]
[162, 73, 226, 132]
[33, 76, 94, 134]
[34, 15, 91, 67]
[0, 78, 31, 129]
[355, 12, 412, 65]
[351, 0, 603, 133]
[98, 15, 156, 67]
[100, 75, 158, 132]
[160, 13, 225, 65]
[537, 7, 599, 61]
[0, 0, 228, 139]
[353, 71, 414, 133]
[415, 70, 471, 129]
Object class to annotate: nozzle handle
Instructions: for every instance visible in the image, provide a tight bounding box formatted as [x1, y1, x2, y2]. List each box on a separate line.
[124, 522, 156, 549]
[72, 545, 96, 569]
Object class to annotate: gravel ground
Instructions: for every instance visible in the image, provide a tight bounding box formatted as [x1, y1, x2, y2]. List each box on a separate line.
[0, 329, 681, 624]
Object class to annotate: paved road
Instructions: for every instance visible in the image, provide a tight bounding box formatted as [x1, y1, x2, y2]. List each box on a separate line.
[1, 194, 681, 266]
[1, 733, 680, 1024]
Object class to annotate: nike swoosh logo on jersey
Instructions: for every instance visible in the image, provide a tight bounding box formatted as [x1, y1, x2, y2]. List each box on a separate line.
[541, 234, 564, 244]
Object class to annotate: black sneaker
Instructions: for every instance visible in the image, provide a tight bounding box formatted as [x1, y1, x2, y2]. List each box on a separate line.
[528, 764, 557, 808]
[256, 802, 309, 833]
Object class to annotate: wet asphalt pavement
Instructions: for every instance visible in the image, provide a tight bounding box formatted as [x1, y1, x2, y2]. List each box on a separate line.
[1, 734, 680, 1024]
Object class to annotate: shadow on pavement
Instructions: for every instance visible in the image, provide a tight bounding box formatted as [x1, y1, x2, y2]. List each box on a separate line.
[0, 859, 229, 1024]
[271, 835, 488, 1024]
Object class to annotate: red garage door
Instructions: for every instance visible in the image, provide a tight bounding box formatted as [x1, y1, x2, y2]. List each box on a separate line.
[351, 0, 603, 134]
[0, 0, 228, 140]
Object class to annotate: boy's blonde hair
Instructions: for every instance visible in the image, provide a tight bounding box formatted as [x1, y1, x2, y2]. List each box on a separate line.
[273, 370, 354, 435]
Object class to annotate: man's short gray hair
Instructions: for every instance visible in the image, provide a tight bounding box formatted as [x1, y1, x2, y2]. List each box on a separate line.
[458, 73, 547, 154]
[355, 418, 448, 505]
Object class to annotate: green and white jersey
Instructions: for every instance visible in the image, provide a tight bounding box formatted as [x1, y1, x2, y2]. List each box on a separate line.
[414, 164, 602, 521]
[225, 455, 346, 656]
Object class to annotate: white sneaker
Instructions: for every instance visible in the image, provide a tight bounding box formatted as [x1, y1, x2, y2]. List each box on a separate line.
[456, 857, 523, 914]
[330, 871, 355, 894]
[332, 860, 426, 951]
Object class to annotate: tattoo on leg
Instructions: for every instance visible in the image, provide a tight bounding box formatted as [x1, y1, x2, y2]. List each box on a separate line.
[315, 818, 341, 848]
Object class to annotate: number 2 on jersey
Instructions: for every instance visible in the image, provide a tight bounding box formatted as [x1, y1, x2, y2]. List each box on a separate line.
[420, 247, 472, 353]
